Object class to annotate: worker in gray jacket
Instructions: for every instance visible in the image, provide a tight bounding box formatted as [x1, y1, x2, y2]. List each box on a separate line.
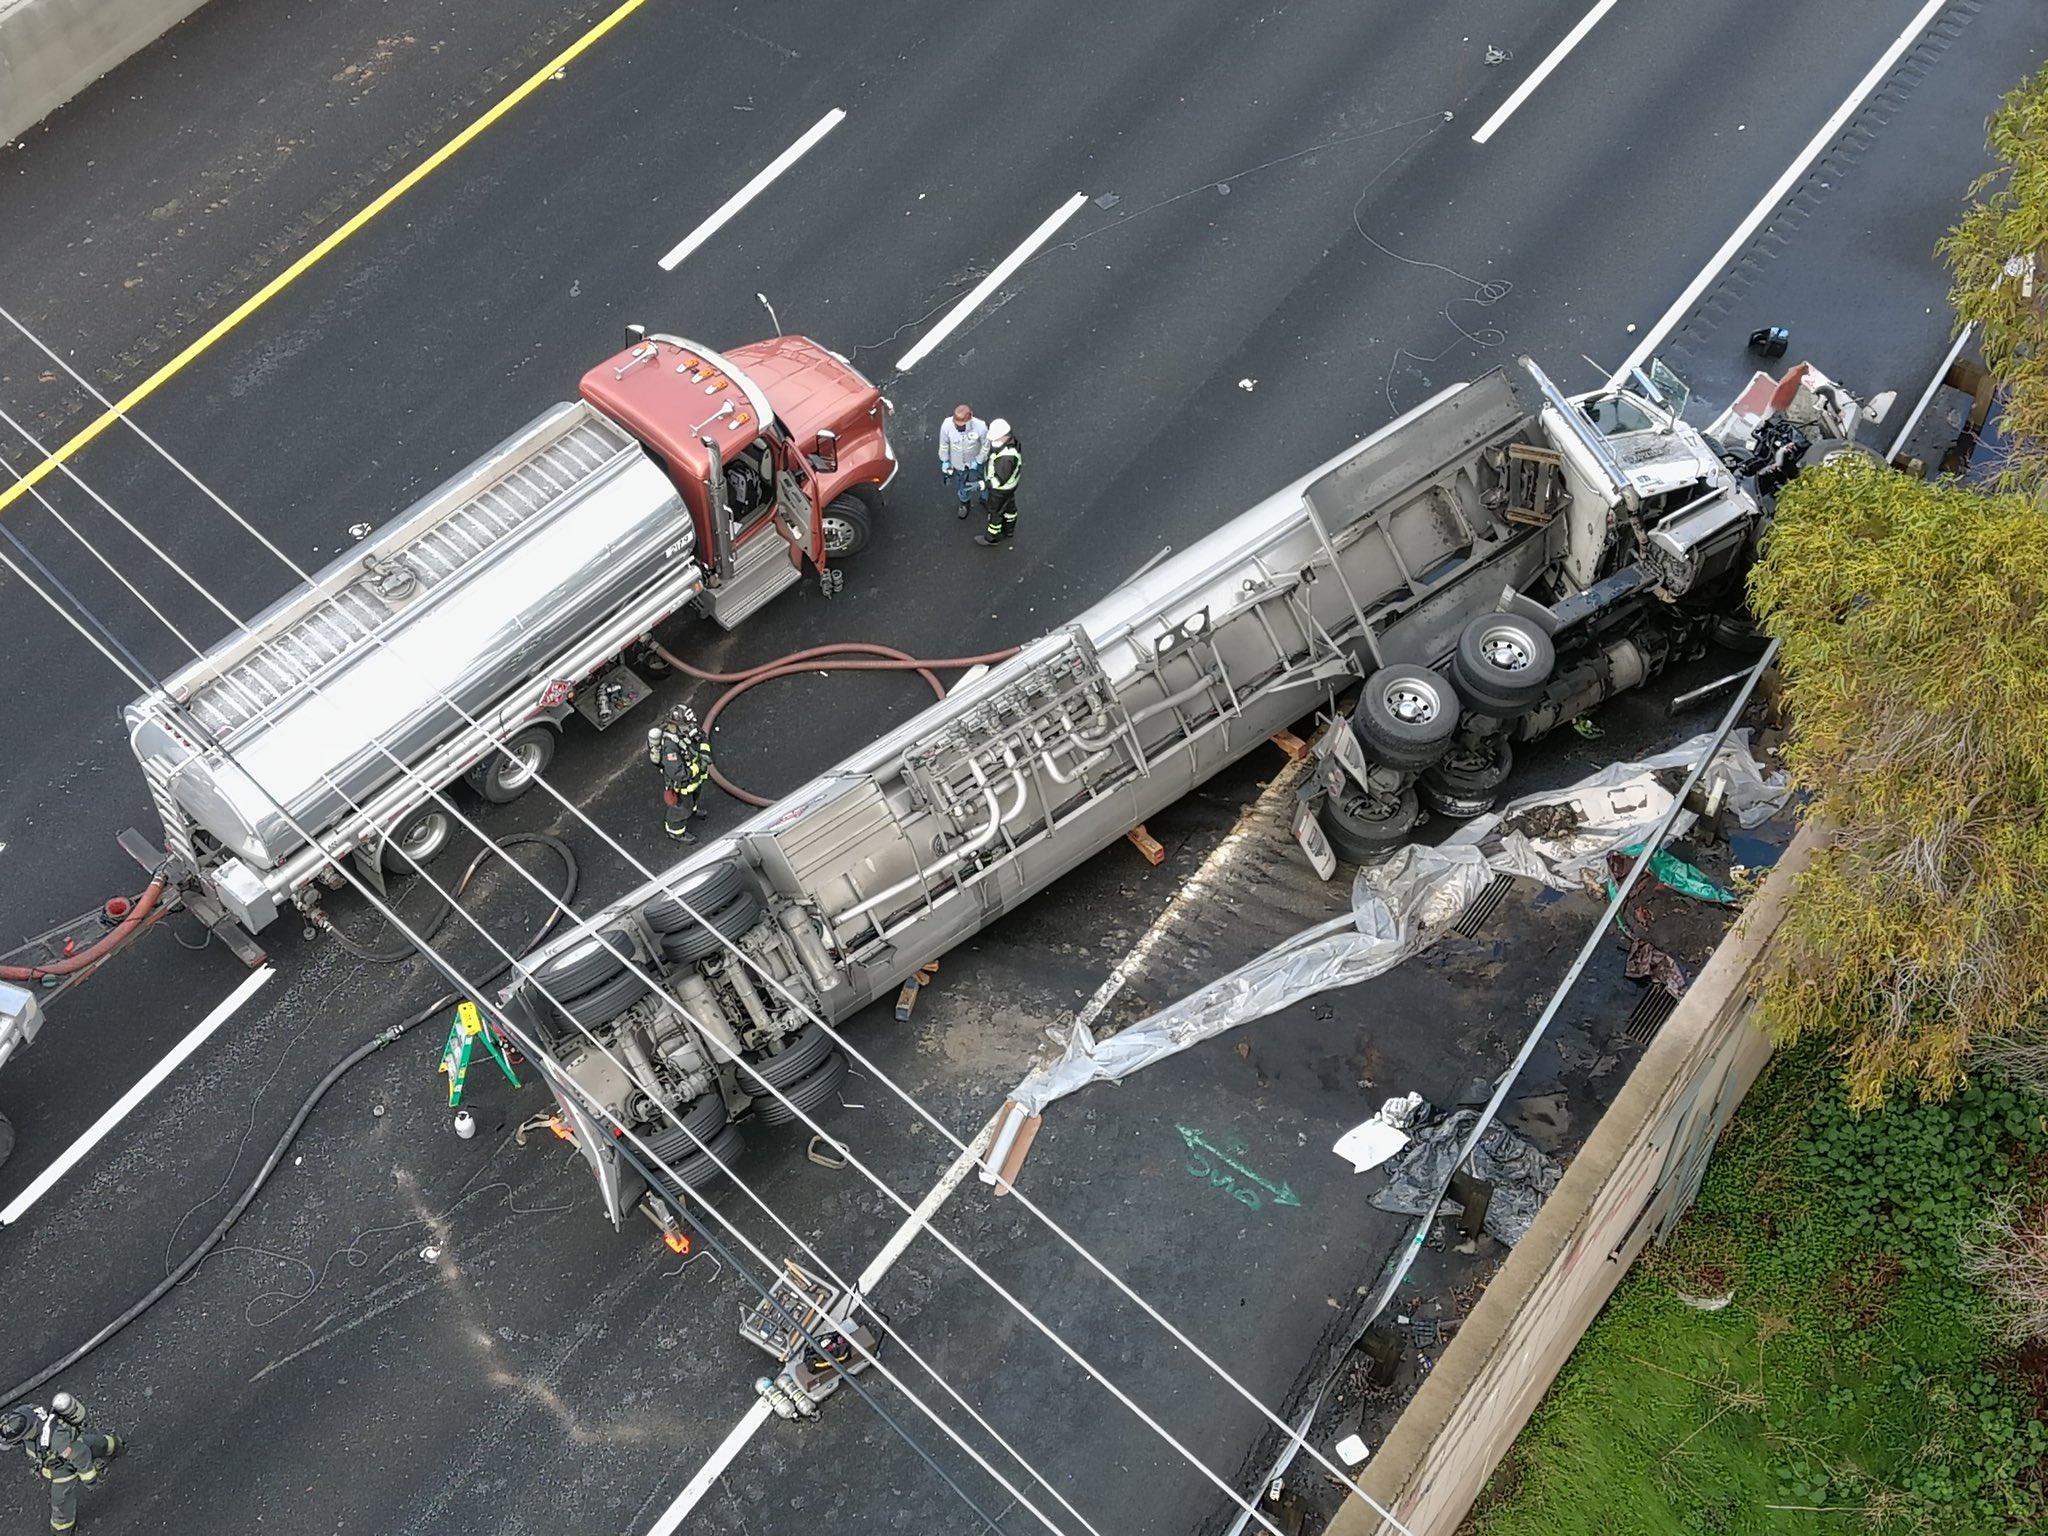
[937, 404, 989, 518]
[2, 1394, 122, 1532]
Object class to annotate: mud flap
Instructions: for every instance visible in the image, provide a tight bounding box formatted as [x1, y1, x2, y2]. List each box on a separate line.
[546, 1066, 641, 1228]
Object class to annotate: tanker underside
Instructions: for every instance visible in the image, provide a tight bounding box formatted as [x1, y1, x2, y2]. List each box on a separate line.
[511, 371, 1573, 1223]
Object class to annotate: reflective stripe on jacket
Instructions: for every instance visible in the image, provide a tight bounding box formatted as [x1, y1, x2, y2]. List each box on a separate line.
[987, 444, 1023, 493]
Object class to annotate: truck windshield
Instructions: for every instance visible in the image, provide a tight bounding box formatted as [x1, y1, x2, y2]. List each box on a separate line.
[1578, 393, 1660, 438]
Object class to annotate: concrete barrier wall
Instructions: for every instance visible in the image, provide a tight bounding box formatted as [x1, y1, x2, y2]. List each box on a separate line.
[0, 0, 211, 143]
[1327, 823, 1822, 1536]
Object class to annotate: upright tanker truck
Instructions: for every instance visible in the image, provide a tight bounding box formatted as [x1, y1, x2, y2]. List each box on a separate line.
[486, 353, 1885, 1228]
[121, 330, 898, 944]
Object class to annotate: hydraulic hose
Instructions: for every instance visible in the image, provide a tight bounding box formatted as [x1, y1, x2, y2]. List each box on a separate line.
[1, 878, 168, 982]
[649, 640, 1021, 806]
[312, 831, 558, 965]
[0, 834, 578, 1407]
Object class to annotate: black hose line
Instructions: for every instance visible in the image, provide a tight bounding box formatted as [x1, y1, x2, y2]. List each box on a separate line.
[1, 833, 578, 1407]
[315, 832, 545, 964]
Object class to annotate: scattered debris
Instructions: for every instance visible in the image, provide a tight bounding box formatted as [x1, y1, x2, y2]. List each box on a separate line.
[1371, 1106, 1561, 1246]
[1484, 45, 1514, 66]
[1239, 378, 1259, 392]
[1333, 1093, 1425, 1173]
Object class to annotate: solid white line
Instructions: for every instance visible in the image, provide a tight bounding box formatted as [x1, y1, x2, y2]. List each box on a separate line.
[1887, 320, 1975, 460]
[2, 965, 275, 1224]
[657, 108, 847, 271]
[894, 193, 1090, 372]
[855, 1111, 1002, 1293]
[651, 1111, 999, 1529]
[1611, 0, 1952, 380]
[645, 1399, 774, 1535]
[1469, 0, 1624, 146]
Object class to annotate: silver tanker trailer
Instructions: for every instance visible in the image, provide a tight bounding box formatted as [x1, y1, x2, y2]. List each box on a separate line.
[501, 354, 1885, 1223]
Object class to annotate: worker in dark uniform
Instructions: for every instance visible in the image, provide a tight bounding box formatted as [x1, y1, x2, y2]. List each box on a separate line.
[647, 703, 713, 840]
[3, 1393, 122, 1532]
[975, 419, 1023, 547]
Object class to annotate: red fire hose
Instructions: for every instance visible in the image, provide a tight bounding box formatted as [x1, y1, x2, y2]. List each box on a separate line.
[1, 876, 169, 982]
[649, 641, 1022, 806]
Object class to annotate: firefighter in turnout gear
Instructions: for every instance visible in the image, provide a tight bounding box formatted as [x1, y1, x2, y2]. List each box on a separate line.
[975, 420, 1023, 547]
[2, 1393, 122, 1532]
[648, 704, 713, 840]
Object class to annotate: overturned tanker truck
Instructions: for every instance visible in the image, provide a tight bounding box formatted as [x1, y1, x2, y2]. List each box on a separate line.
[503, 355, 1881, 1226]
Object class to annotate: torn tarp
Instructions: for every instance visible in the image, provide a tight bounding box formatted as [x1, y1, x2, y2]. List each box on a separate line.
[1009, 843, 1493, 1115]
[1006, 731, 1789, 1116]
[1369, 1108, 1561, 1246]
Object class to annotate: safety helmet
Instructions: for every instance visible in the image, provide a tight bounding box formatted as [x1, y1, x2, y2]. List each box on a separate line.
[670, 704, 700, 731]
[49, 1393, 85, 1429]
[0, 1409, 31, 1448]
[987, 418, 1011, 446]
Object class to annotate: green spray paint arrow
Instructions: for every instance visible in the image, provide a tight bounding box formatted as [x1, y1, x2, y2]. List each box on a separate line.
[1176, 1124, 1301, 1208]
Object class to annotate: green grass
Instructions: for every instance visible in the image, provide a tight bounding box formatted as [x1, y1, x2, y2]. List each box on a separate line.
[1467, 1045, 2048, 1536]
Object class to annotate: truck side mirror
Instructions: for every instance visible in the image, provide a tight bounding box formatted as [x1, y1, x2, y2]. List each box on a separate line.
[811, 429, 838, 473]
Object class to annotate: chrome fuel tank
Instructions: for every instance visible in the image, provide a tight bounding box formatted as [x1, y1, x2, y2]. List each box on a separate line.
[126, 402, 698, 867]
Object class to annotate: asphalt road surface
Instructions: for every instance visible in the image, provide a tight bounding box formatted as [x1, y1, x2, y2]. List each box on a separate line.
[0, 0, 2040, 1532]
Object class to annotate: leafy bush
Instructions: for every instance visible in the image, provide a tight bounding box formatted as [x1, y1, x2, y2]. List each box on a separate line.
[1938, 59, 2048, 491]
[1748, 461, 2048, 1106]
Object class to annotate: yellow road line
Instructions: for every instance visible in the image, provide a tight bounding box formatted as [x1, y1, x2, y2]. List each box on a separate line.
[0, 0, 650, 519]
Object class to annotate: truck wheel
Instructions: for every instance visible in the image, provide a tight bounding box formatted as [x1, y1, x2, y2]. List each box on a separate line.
[469, 726, 556, 805]
[1423, 737, 1515, 799]
[380, 809, 452, 872]
[820, 495, 873, 559]
[1710, 613, 1771, 656]
[754, 1051, 848, 1127]
[1452, 614, 1554, 716]
[534, 924, 638, 998]
[0, 1110, 13, 1172]
[643, 862, 750, 933]
[1316, 787, 1420, 864]
[660, 888, 764, 965]
[738, 1024, 835, 1094]
[1352, 666, 1461, 769]
[557, 965, 648, 1030]
[641, 1090, 730, 1165]
[651, 1121, 744, 1193]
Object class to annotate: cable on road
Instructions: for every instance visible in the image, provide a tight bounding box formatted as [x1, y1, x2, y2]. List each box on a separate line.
[313, 832, 569, 964]
[0, 833, 578, 1408]
[648, 640, 1020, 806]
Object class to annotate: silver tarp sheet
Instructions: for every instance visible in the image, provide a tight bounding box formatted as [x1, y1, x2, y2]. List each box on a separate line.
[1009, 731, 1787, 1115]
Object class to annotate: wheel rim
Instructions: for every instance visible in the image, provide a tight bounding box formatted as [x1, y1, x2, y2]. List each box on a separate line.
[1342, 791, 1405, 826]
[821, 515, 858, 555]
[1381, 674, 1445, 726]
[1477, 625, 1534, 673]
[1442, 741, 1502, 775]
[498, 740, 546, 791]
[395, 811, 450, 863]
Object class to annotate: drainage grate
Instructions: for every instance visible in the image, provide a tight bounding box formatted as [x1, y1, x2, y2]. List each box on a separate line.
[1624, 987, 1678, 1044]
[1454, 876, 1512, 938]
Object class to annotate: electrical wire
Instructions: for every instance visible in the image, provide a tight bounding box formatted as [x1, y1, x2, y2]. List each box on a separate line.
[2, 306, 1414, 1533]
[0, 444, 1089, 1536]
[0, 834, 576, 1407]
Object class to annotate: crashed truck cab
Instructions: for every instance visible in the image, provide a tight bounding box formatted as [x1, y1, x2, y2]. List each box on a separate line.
[122, 330, 894, 939]
[1314, 355, 1884, 860]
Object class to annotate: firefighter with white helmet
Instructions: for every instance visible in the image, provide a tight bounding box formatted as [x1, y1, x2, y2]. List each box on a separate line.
[2, 1392, 121, 1531]
[976, 419, 1024, 547]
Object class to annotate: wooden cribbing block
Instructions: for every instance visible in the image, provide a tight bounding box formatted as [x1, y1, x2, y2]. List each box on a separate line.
[1126, 824, 1166, 865]
[1269, 728, 1311, 762]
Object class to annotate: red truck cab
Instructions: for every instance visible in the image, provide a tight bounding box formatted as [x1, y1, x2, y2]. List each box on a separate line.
[581, 331, 895, 627]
